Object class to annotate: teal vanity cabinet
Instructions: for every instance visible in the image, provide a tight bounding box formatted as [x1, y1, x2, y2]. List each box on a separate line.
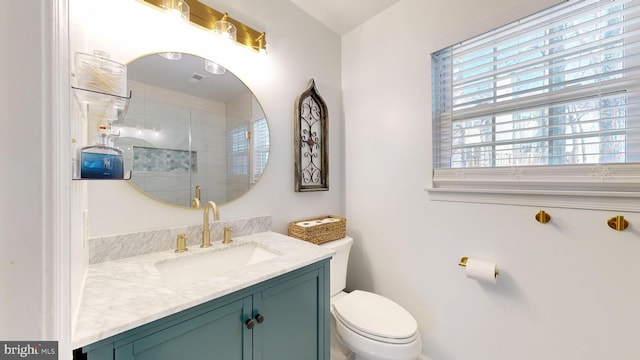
[75, 260, 330, 360]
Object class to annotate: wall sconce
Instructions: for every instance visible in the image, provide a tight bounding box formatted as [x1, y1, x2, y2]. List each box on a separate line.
[205, 60, 226, 75]
[144, 0, 268, 53]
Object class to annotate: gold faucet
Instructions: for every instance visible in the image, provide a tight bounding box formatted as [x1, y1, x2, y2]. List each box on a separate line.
[201, 201, 219, 248]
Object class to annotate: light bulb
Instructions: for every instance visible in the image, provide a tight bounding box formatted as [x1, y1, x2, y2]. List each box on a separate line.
[213, 19, 237, 43]
[161, 0, 190, 21]
[205, 60, 226, 75]
[158, 52, 182, 60]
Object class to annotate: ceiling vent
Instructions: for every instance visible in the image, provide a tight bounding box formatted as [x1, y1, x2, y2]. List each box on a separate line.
[190, 72, 207, 82]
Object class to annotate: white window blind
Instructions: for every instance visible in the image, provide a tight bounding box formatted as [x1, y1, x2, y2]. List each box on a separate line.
[252, 118, 269, 183]
[226, 119, 269, 182]
[228, 125, 249, 176]
[432, 0, 640, 192]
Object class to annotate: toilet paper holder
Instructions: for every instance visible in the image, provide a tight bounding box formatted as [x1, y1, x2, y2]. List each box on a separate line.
[458, 257, 469, 267]
[458, 257, 500, 276]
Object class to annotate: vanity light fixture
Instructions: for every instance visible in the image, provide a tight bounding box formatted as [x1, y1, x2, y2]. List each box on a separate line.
[212, 13, 237, 43]
[157, 0, 188, 61]
[143, 0, 268, 53]
[204, 60, 226, 75]
[255, 32, 268, 55]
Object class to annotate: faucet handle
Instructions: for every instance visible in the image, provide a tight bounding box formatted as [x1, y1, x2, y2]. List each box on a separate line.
[223, 227, 233, 244]
[175, 233, 188, 253]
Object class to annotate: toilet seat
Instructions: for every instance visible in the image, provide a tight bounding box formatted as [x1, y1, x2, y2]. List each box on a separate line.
[332, 290, 419, 344]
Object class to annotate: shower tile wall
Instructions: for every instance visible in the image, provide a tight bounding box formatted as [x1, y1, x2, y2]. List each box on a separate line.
[119, 80, 227, 206]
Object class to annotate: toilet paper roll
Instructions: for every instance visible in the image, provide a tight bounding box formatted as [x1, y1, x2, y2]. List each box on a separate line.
[465, 258, 498, 285]
[296, 220, 324, 227]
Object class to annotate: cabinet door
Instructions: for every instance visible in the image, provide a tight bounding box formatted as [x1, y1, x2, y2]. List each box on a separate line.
[254, 269, 327, 360]
[114, 296, 252, 360]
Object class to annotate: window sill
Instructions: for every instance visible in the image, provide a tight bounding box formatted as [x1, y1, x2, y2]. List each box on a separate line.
[428, 164, 640, 212]
[426, 187, 640, 212]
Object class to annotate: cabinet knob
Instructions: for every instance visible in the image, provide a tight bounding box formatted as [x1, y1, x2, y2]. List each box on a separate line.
[255, 314, 265, 324]
[245, 318, 256, 330]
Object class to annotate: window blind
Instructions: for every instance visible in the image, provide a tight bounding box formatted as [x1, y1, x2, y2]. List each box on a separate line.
[227, 125, 249, 176]
[252, 118, 269, 183]
[432, 0, 640, 181]
[227, 119, 269, 182]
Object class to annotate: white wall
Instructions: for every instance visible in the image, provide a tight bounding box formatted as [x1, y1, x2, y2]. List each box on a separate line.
[343, 0, 640, 359]
[0, 0, 68, 350]
[70, 0, 344, 237]
[0, 0, 48, 339]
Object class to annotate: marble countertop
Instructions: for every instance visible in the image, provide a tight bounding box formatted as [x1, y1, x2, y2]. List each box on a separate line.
[72, 231, 334, 349]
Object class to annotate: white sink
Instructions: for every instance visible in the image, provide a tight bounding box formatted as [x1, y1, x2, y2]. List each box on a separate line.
[156, 242, 281, 287]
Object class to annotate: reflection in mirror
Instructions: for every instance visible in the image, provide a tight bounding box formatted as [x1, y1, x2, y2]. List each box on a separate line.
[114, 53, 269, 208]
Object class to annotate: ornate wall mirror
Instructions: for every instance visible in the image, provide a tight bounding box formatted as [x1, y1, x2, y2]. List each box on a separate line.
[114, 53, 270, 208]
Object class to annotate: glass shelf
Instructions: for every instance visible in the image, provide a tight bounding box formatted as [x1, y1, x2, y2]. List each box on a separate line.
[71, 86, 132, 181]
[72, 86, 131, 124]
[72, 170, 132, 181]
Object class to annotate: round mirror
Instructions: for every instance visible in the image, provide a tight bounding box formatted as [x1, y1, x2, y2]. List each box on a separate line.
[114, 53, 270, 208]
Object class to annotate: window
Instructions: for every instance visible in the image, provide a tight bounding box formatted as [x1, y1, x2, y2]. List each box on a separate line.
[228, 125, 249, 176]
[431, 0, 640, 195]
[252, 118, 270, 183]
[227, 118, 269, 182]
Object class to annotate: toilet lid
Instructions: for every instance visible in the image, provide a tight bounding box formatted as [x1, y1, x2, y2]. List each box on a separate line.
[332, 290, 418, 342]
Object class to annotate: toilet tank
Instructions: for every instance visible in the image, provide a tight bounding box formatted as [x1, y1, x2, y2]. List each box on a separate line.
[319, 236, 353, 296]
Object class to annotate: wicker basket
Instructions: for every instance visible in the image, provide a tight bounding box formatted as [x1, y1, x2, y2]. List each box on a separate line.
[287, 215, 346, 244]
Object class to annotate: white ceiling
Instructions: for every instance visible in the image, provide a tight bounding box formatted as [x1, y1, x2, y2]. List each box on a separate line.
[128, 54, 248, 103]
[289, 0, 401, 35]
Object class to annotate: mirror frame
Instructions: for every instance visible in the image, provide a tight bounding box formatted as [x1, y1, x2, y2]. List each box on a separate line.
[118, 52, 270, 209]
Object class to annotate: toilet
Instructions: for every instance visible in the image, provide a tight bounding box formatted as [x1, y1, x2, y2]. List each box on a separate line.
[320, 236, 422, 360]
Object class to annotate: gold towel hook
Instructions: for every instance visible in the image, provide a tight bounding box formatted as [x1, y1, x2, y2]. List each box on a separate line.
[535, 210, 551, 224]
[607, 215, 629, 231]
